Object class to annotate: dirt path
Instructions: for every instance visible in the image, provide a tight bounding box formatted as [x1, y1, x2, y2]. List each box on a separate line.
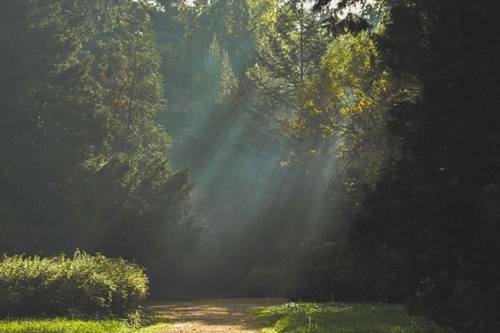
[146, 298, 284, 333]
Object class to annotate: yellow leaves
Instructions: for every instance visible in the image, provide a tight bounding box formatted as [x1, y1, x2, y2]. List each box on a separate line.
[81, 154, 110, 172]
[338, 95, 375, 116]
[307, 149, 320, 156]
[352, 97, 375, 114]
[339, 106, 350, 115]
[304, 99, 322, 115]
[249, 0, 278, 31]
[305, 99, 316, 109]
[287, 116, 306, 135]
[357, 98, 369, 110]
[284, 31, 401, 167]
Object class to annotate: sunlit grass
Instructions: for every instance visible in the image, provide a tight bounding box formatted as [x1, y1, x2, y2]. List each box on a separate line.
[0, 319, 132, 333]
[257, 302, 447, 333]
[0, 318, 169, 333]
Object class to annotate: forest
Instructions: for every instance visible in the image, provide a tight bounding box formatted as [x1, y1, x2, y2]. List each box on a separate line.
[0, 0, 499, 332]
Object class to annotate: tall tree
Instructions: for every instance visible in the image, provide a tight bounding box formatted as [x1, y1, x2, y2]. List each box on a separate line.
[0, 0, 191, 274]
[326, 0, 500, 329]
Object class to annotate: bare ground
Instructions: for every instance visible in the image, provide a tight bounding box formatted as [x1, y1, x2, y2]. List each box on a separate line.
[146, 298, 285, 333]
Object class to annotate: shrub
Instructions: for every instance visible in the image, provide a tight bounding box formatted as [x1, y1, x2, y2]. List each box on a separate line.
[0, 251, 148, 319]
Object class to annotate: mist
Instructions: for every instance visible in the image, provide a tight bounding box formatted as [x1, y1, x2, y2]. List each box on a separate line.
[150, 0, 339, 296]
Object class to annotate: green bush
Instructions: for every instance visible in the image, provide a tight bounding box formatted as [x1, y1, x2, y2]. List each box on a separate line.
[0, 251, 148, 319]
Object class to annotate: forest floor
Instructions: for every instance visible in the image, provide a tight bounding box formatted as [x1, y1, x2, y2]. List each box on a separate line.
[145, 298, 285, 333]
[0, 299, 445, 333]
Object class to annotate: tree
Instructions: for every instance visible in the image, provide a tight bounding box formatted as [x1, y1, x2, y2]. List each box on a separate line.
[286, 29, 411, 301]
[248, 0, 331, 114]
[0, 0, 192, 281]
[325, 0, 500, 329]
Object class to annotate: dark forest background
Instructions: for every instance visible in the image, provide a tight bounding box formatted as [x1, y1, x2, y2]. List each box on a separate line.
[1, 0, 499, 331]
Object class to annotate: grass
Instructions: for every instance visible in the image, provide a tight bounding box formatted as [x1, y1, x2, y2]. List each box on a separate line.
[0, 301, 448, 333]
[0, 318, 169, 333]
[0, 319, 133, 333]
[257, 302, 448, 333]
[0, 300, 171, 333]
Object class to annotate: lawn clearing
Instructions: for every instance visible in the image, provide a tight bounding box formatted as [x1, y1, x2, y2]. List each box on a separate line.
[0, 318, 169, 333]
[257, 302, 448, 333]
[0, 319, 133, 333]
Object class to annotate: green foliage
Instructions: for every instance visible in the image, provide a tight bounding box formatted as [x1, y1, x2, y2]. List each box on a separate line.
[291, 238, 405, 302]
[258, 302, 446, 333]
[292, 31, 399, 182]
[0, 252, 148, 318]
[248, 0, 331, 113]
[0, 0, 192, 285]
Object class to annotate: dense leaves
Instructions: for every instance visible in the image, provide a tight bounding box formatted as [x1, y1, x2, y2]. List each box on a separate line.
[0, 252, 148, 318]
[0, 0, 191, 277]
[305, 0, 500, 330]
[351, 0, 500, 329]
